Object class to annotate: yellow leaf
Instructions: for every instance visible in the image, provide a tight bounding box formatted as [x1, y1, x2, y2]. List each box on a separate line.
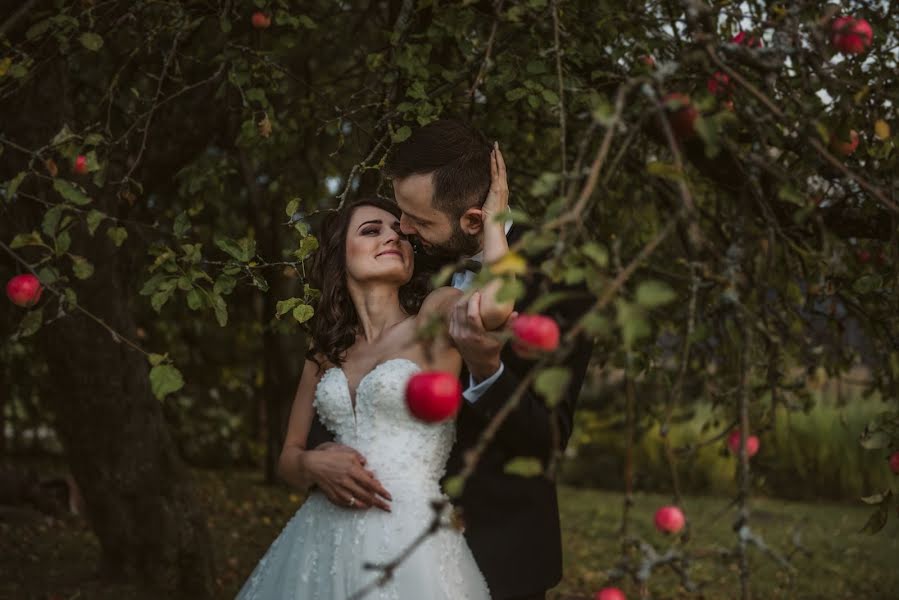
[490, 251, 527, 276]
[257, 113, 272, 138]
[874, 119, 890, 140]
[0, 57, 11, 77]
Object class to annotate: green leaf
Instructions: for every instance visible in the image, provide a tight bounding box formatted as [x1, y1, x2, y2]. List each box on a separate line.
[173, 212, 191, 237]
[210, 293, 228, 326]
[581, 242, 609, 267]
[694, 116, 720, 158]
[19, 307, 43, 337]
[295, 235, 319, 260]
[70, 255, 94, 279]
[496, 278, 525, 303]
[140, 273, 167, 296]
[616, 299, 650, 348]
[646, 161, 684, 181]
[186, 288, 203, 310]
[859, 503, 889, 535]
[79, 32, 104, 51]
[859, 429, 890, 450]
[36, 266, 59, 285]
[151, 288, 174, 312]
[292, 304, 314, 323]
[53, 179, 91, 205]
[636, 280, 677, 308]
[215, 236, 255, 262]
[107, 226, 128, 247]
[10, 230, 45, 248]
[149, 364, 184, 400]
[392, 126, 412, 143]
[297, 14, 317, 29]
[147, 353, 167, 366]
[504, 457, 544, 477]
[276, 297, 303, 318]
[213, 274, 237, 296]
[285, 198, 301, 217]
[442, 475, 465, 499]
[86, 209, 106, 235]
[62, 287, 77, 310]
[535, 367, 571, 408]
[25, 19, 51, 41]
[581, 312, 611, 336]
[54, 231, 71, 255]
[541, 89, 559, 104]
[852, 274, 882, 295]
[5, 172, 27, 199]
[777, 185, 805, 207]
[529, 172, 560, 197]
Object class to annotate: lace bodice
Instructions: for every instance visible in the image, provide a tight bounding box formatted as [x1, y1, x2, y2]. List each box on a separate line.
[313, 358, 456, 488]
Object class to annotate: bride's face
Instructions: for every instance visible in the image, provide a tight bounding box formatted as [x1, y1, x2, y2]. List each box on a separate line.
[344, 205, 414, 287]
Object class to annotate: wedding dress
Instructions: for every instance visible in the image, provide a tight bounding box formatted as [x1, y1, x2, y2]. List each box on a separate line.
[236, 358, 491, 600]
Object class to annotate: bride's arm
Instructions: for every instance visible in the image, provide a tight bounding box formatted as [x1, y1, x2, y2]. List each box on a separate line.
[420, 144, 514, 331]
[278, 359, 392, 511]
[475, 142, 513, 331]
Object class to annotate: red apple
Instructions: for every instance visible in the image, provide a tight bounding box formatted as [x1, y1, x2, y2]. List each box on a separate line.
[405, 371, 462, 423]
[639, 55, 655, 69]
[830, 129, 859, 156]
[831, 17, 873, 55]
[732, 31, 763, 48]
[654, 505, 685, 534]
[727, 430, 760, 458]
[856, 249, 871, 264]
[889, 451, 899, 474]
[251, 11, 271, 29]
[73, 154, 88, 175]
[707, 71, 732, 96]
[595, 588, 627, 600]
[511, 314, 561, 357]
[6, 274, 43, 307]
[662, 92, 698, 140]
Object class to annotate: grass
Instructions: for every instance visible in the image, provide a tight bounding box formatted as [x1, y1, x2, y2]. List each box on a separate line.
[2, 464, 897, 599]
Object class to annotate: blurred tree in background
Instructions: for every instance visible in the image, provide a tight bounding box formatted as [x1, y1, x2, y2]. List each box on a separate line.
[1, 0, 897, 597]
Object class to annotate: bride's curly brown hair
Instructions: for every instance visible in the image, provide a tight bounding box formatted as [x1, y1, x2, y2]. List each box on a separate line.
[307, 197, 432, 368]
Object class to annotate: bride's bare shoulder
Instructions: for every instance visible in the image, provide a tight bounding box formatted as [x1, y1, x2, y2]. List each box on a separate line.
[417, 286, 463, 319]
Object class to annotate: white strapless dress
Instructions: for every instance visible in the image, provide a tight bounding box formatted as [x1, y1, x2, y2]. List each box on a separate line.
[236, 358, 491, 600]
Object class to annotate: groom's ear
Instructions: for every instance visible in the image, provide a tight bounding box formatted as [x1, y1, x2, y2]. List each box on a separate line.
[459, 207, 484, 236]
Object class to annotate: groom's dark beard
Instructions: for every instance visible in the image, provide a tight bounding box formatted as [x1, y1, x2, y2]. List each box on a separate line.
[413, 224, 481, 266]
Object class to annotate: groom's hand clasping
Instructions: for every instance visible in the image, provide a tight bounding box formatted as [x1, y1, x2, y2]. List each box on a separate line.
[302, 442, 392, 511]
[449, 292, 517, 382]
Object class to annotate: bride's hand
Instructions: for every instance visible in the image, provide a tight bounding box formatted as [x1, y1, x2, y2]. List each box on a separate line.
[482, 142, 508, 219]
[302, 444, 392, 511]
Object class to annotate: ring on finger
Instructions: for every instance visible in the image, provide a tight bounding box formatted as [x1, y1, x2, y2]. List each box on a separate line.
[347, 496, 356, 508]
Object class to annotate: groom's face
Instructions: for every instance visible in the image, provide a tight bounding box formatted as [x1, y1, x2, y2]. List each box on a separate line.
[392, 173, 481, 259]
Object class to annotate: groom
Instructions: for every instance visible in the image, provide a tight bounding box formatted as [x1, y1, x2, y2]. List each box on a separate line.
[307, 119, 594, 600]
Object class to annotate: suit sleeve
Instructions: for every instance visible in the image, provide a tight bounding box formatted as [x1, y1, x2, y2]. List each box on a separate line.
[464, 286, 595, 463]
[305, 407, 334, 449]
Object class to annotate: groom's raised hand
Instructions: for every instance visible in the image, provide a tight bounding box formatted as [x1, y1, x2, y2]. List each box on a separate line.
[302, 442, 392, 511]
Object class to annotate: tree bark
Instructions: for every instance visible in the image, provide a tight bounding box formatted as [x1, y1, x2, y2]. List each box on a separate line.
[35, 226, 215, 598]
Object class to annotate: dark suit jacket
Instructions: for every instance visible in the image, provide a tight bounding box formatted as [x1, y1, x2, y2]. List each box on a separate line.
[305, 226, 595, 598]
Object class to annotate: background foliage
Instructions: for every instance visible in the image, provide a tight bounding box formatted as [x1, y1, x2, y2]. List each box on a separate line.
[1, 0, 897, 597]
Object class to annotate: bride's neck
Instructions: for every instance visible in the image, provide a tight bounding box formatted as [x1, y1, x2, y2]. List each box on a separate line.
[348, 282, 407, 342]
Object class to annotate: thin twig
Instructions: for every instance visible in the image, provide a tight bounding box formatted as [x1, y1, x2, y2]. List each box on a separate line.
[551, 0, 567, 198]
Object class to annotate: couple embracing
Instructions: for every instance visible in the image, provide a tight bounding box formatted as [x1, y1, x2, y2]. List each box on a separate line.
[236, 119, 594, 600]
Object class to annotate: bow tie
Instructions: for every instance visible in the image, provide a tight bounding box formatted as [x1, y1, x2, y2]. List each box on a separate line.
[456, 259, 482, 275]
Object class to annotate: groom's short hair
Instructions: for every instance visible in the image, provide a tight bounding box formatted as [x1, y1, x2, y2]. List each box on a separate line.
[384, 118, 492, 219]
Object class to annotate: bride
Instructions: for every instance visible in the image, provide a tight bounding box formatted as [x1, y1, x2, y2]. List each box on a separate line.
[236, 145, 510, 599]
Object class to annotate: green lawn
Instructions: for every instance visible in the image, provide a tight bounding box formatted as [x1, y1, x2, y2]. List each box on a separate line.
[2, 466, 896, 599]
